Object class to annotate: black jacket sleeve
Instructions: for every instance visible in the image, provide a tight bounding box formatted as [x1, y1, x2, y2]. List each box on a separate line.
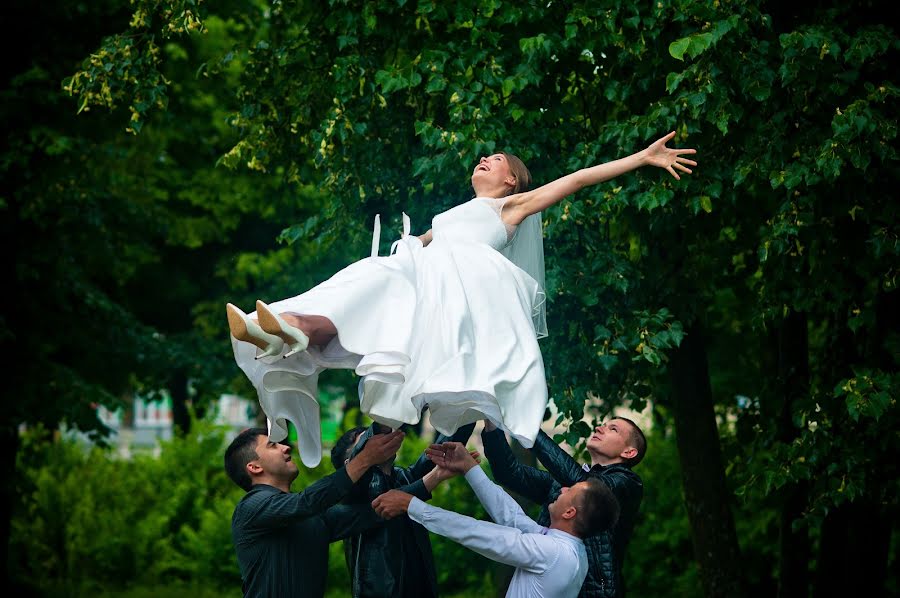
[397, 478, 431, 501]
[240, 469, 355, 529]
[531, 430, 589, 486]
[481, 427, 556, 505]
[322, 503, 383, 541]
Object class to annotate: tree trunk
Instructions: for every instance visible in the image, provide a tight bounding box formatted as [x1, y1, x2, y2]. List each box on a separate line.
[810, 501, 890, 597]
[0, 422, 18, 590]
[776, 310, 810, 598]
[846, 500, 891, 596]
[812, 294, 894, 597]
[669, 323, 745, 598]
[813, 503, 848, 597]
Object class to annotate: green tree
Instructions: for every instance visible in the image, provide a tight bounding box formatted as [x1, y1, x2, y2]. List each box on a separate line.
[36, 0, 900, 596]
[0, 0, 333, 585]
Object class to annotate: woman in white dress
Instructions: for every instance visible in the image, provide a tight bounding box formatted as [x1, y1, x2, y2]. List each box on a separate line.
[227, 132, 697, 466]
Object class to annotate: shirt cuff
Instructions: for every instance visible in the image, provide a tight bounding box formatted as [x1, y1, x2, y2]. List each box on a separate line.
[408, 496, 427, 522]
[464, 465, 490, 488]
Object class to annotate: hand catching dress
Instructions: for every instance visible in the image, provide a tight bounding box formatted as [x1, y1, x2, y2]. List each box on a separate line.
[231, 197, 548, 466]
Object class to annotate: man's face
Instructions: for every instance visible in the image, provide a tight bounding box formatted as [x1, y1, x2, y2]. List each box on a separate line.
[251, 435, 298, 481]
[548, 482, 586, 523]
[586, 418, 635, 462]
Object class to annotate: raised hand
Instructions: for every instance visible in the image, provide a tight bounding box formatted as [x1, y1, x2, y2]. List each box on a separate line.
[372, 489, 414, 519]
[359, 430, 404, 464]
[345, 430, 404, 482]
[425, 441, 480, 474]
[643, 131, 698, 180]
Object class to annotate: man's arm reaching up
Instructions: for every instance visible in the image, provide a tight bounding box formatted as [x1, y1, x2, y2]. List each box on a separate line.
[372, 489, 557, 573]
[425, 441, 544, 533]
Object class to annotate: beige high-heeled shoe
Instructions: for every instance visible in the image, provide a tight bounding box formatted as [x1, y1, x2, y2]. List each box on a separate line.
[256, 300, 310, 358]
[226, 303, 284, 359]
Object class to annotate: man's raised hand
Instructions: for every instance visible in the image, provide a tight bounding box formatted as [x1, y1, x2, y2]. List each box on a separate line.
[359, 430, 404, 464]
[425, 441, 480, 475]
[345, 430, 404, 482]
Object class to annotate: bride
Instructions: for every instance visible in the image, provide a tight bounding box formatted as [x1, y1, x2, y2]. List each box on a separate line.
[227, 132, 696, 466]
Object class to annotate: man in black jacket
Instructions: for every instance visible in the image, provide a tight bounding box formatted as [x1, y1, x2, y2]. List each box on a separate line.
[482, 417, 646, 598]
[225, 427, 408, 598]
[332, 422, 476, 598]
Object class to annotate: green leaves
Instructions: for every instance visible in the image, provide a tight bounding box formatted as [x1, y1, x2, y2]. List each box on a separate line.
[519, 33, 553, 59]
[63, 0, 209, 132]
[278, 215, 321, 245]
[375, 64, 422, 94]
[835, 369, 895, 422]
[668, 16, 739, 61]
[555, 420, 593, 448]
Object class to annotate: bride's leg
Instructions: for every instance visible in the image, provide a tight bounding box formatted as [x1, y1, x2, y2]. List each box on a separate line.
[254, 300, 337, 354]
[279, 313, 337, 348]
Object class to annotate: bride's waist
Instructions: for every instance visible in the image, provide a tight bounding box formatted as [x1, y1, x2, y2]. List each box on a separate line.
[430, 237, 504, 252]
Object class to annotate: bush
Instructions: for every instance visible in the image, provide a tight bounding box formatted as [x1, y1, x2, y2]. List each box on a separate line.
[14, 420, 730, 597]
[11, 421, 243, 595]
[11, 420, 501, 596]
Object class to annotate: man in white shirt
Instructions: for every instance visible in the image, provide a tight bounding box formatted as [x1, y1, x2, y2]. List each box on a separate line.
[372, 441, 620, 598]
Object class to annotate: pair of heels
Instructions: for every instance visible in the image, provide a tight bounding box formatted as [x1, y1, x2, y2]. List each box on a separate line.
[226, 300, 310, 360]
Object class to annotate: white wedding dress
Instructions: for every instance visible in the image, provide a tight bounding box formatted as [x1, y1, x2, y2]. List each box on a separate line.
[231, 197, 548, 466]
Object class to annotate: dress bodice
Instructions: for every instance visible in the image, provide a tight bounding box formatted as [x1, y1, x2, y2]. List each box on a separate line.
[431, 197, 516, 250]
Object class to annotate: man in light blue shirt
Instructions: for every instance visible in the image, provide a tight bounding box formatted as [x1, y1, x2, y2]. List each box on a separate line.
[373, 441, 620, 598]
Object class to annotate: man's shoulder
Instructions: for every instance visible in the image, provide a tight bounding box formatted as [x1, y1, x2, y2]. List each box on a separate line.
[590, 464, 643, 489]
[243, 484, 283, 499]
[234, 485, 282, 515]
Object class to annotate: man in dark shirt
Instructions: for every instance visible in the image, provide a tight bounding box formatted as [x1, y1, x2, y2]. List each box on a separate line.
[224, 427, 405, 598]
[482, 417, 646, 597]
[332, 423, 475, 598]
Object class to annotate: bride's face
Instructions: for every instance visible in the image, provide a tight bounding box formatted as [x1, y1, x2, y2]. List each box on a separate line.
[471, 154, 515, 190]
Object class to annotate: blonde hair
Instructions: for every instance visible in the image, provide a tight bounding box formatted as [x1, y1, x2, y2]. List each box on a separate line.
[501, 152, 532, 195]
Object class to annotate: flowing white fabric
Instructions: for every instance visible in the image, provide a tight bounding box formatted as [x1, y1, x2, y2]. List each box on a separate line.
[231, 197, 548, 466]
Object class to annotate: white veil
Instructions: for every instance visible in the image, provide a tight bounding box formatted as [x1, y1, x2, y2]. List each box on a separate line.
[499, 212, 548, 338]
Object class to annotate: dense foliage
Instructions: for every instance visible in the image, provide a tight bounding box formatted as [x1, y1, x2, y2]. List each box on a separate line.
[11, 421, 511, 597]
[5, 0, 897, 596]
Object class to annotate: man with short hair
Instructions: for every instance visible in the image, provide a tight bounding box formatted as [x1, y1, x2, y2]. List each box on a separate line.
[482, 417, 645, 597]
[225, 427, 406, 598]
[332, 422, 474, 598]
[372, 441, 620, 598]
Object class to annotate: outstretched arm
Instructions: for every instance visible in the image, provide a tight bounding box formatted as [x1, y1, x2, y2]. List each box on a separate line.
[481, 423, 556, 505]
[239, 469, 358, 530]
[373, 490, 554, 572]
[405, 423, 476, 482]
[408, 497, 555, 572]
[531, 430, 589, 487]
[238, 433, 402, 530]
[503, 132, 697, 224]
[427, 442, 542, 533]
[322, 502, 383, 541]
